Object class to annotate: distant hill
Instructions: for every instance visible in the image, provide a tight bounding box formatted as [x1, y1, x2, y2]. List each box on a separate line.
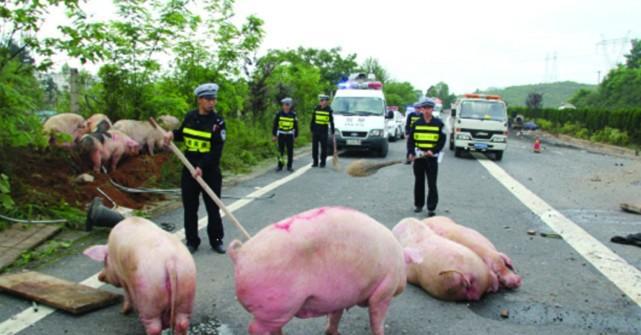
[480, 81, 596, 108]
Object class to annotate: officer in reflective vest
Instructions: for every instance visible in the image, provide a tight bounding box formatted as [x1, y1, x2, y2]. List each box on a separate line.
[272, 97, 299, 172]
[310, 94, 335, 167]
[405, 106, 421, 164]
[163, 83, 227, 254]
[407, 98, 446, 217]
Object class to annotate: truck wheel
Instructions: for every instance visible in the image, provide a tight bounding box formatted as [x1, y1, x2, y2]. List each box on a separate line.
[494, 151, 503, 161]
[378, 142, 389, 158]
[449, 135, 454, 151]
[400, 128, 405, 139]
[454, 147, 463, 157]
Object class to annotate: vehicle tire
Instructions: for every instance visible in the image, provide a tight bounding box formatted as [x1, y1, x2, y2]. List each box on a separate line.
[378, 142, 389, 158]
[449, 135, 455, 151]
[389, 129, 397, 142]
[494, 150, 503, 161]
[454, 147, 463, 158]
[400, 127, 405, 139]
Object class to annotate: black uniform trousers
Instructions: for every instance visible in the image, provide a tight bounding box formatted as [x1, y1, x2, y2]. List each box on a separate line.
[277, 134, 294, 169]
[312, 131, 328, 166]
[413, 157, 439, 211]
[181, 168, 223, 248]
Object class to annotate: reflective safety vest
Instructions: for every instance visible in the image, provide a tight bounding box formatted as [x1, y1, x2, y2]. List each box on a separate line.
[183, 127, 212, 153]
[413, 125, 441, 150]
[314, 110, 330, 125]
[278, 116, 295, 132]
[409, 115, 421, 128]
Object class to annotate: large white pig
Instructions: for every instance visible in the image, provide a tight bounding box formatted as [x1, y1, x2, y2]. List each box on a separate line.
[393, 218, 498, 301]
[424, 216, 522, 289]
[228, 207, 422, 335]
[42, 113, 87, 146]
[85, 113, 113, 132]
[112, 119, 165, 155]
[78, 129, 139, 173]
[158, 115, 180, 131]
[84, 217, 196, 335]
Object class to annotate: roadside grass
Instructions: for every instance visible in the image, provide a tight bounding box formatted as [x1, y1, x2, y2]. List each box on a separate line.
[534, 118, 637, 149]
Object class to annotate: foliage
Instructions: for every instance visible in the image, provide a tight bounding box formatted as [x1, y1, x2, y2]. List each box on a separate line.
[0, 173, 15, 210]
[482, 81, 595, 108]
[526, 93, 543, 110]
[361, 57, 389, 83]
[625, 39, 641, 69]
[385, 81, 419, 111]
[426, 82, 457, 109]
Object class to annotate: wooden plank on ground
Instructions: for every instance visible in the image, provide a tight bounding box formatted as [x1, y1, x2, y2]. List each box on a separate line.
[0, 224, 61, 269]
[0, 271, 121, 315]
[621, 202, 641, 215]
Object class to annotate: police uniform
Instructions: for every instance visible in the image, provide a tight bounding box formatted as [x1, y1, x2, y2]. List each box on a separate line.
[405, 106, 422, 161]
[172, 83, 226, 252]
[407, 99, 446, 215]
[310, 95, 335, 167]
[272, 97, 298, 171]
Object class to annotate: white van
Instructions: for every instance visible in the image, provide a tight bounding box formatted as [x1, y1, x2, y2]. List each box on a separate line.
[449, 94, 508, 160]
[331, 79, 391, 157]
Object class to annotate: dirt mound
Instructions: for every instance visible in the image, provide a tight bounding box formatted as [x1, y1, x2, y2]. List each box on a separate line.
[2, 148, 174, 210]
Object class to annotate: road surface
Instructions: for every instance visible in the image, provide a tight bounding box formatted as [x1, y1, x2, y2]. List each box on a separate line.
[1, 133, 640, 335]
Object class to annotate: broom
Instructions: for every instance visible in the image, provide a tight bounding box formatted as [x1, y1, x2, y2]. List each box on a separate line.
[148, 117, 252, 240]
[346, 156, 428, 177]
[332, 134, 339, 170]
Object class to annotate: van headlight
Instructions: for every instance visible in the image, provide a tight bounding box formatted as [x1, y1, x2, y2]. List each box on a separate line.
[492, 136, 506, 143]
[369, 129, 384, 137]
[456, 133, 471, 140]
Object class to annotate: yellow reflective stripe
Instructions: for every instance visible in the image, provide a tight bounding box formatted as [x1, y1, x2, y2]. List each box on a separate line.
[315, 111, 329, 116]
[185, 138, 211, 153]
[183, 127, 212, 139]
[414, 133, 440, 141]
[415, 125, 439, 132]
[279, 117, 295, 122]
[416, 143, 436, 149]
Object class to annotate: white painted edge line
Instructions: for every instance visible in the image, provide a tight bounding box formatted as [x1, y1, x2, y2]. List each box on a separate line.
[0, 164, 312, 335]
[475, 156, 641, 307]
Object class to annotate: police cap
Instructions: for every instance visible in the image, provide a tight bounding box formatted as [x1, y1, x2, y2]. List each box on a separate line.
[318, 94, 330, 101]
[194, 83, 219, 99]
[281, 97, 293, 105]
[414, 98, 435, 109]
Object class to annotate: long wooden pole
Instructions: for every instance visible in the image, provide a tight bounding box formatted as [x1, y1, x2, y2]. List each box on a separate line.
[149, 117, 252, 240]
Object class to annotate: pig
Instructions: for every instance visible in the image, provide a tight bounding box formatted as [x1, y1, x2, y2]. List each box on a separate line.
[113, 119, 165, 155]
[78, 129, 139, 173]
[424, 216, 522, 289]
[158, 114, 180, 131]
[228, 207, 422, 335]
[42, 113, 87, 146]
[393, 218, 498, 301]
[84, 217, 196, 335]
[85, 113, 113, 132]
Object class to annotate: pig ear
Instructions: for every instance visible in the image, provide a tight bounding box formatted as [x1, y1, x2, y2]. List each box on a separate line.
[84, 245, 108, 262]
[403, 247, 423, 264]
[228, 240, 243, 264]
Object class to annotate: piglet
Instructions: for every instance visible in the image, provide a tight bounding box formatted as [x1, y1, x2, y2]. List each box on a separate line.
[113, 120, 165, 155]
[424, 216, 522, 289]
[42, 113, 87, 146]
[228, 207, 421, 335]
[393, 218, 498, 301]
[84, 217, 196, 335]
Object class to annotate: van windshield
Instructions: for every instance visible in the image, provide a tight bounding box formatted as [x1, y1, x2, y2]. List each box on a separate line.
[331, 97, 385, 116]
[459, 100, 507, 121]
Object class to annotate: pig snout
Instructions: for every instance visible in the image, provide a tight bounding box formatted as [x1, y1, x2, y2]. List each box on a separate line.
[228, 239, 243, 264]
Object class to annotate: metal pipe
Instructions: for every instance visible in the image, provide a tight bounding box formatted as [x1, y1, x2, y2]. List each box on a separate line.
[0, 213, 67, 224]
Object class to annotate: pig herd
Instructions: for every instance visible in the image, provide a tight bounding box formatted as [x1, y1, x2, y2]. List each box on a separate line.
[83, 207, 521, 335]
[42, 113, 180, 173]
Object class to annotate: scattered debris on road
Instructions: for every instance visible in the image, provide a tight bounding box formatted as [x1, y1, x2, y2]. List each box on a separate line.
[540, 232, 563, 239]
[527, 229, 537, 236]
[590, 176, 602, 182]
[611, 233, 641, 248]
[620, 202, 641, 214]
[500, 308, 510, 318]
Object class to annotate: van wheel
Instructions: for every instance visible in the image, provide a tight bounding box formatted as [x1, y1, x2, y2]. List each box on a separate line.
[449, 136, 454, 151]
[378, 142, 389, 158]
[494, 151, 503, 161]
[454, 147, 463, 157]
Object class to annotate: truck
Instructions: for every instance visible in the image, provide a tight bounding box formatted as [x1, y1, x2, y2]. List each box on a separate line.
[449, 93, 509, 161]
[331, 74, 392, 157]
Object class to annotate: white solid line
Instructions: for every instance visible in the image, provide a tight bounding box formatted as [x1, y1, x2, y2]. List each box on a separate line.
[475, 155, 641, 307]
[0, 164, 312, 335]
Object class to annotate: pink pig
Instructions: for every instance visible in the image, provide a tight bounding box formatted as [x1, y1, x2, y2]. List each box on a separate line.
[424, 216, 522, 289]
[228, 207, 422, 335]
[393, 218, 498, 301]
[84, 217, 196, 335]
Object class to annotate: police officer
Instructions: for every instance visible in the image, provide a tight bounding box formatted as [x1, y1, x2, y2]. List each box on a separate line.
[407, 98, 446, 217]
[163, 83, 227, 254]
[404, 105, 421, 164]
[272, 97, 298, 172]
[310, 94, 335, 167]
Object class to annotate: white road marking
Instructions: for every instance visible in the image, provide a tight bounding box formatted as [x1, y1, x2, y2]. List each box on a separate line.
[475, 155, 641, 307]
[0, 164, 312, 335]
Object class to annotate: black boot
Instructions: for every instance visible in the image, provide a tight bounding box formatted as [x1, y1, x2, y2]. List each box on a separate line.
[212, 240, 226, 254]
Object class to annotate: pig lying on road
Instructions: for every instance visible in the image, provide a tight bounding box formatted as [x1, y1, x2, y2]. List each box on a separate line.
[78, 129, 140, 173]
[84, 217, 196, 335]
[42, 113, 87, 146]
[424, 216, 522, 289]
[393, 218, 498, 301]
[228, 207, 421, 335]
[113, 119, 165, 155]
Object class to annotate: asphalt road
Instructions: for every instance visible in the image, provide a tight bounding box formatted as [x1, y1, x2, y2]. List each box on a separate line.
[1, 131, 641, 335]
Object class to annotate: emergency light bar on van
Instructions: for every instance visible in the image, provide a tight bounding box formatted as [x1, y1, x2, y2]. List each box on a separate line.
[463, 93, 502, 100]
[337, 81, 383, 90]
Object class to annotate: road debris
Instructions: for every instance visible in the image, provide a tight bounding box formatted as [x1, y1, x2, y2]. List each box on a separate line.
[527, 229, 537, 235]
[620, 202, 641, 214]
[500, 308, 510, 318]
[540, 232, 563, 239]
[74, 173, 95, 183]
[590, 176, 602, 182]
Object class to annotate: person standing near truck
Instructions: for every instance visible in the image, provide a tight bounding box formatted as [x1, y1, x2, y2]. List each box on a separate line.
[310, 94, 335, 168]
[407, 98, 446, 216]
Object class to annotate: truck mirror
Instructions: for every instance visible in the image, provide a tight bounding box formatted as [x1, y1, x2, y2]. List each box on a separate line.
[451, 109, 457, 117]
[385, 110, 394, 119]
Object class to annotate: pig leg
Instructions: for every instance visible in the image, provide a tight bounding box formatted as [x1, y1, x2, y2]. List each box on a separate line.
[90, 150, 102, 173]
[110, 151, 123, 172]
[121, 284, 133, 315]
[325, 310, 343, 335]
[367, 277, 396, 335]
[147, 140, 155, 156]
[140, 317, 162, 335]
[248, 318, 284, 335]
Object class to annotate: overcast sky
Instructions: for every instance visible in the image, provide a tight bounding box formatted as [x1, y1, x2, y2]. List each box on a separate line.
[44, 0, 640, 93]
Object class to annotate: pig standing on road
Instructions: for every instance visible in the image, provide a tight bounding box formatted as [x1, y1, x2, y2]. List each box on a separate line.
[84, 217, 196, 335]
[424, 216, 523, 289]
[393, 218, 499, 301]
[228, 207, 422, 335]
[42, 113, 87, 146]
[113, 119, 166, 155]
[78, 129, 140, 173]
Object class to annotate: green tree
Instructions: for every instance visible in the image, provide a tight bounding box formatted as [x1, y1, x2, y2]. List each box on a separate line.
[625, 39, 641, 69]
[361, 57, 389, 83]
[426, 82, 457, 108]
[385, 81, 418, 111]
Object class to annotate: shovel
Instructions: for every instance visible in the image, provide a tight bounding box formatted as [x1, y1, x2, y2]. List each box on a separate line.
[149, 117, 252, 240]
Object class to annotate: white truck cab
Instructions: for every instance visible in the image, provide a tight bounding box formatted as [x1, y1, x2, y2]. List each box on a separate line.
[449, 94, 509, 161]
[332, 76, 391, 157]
